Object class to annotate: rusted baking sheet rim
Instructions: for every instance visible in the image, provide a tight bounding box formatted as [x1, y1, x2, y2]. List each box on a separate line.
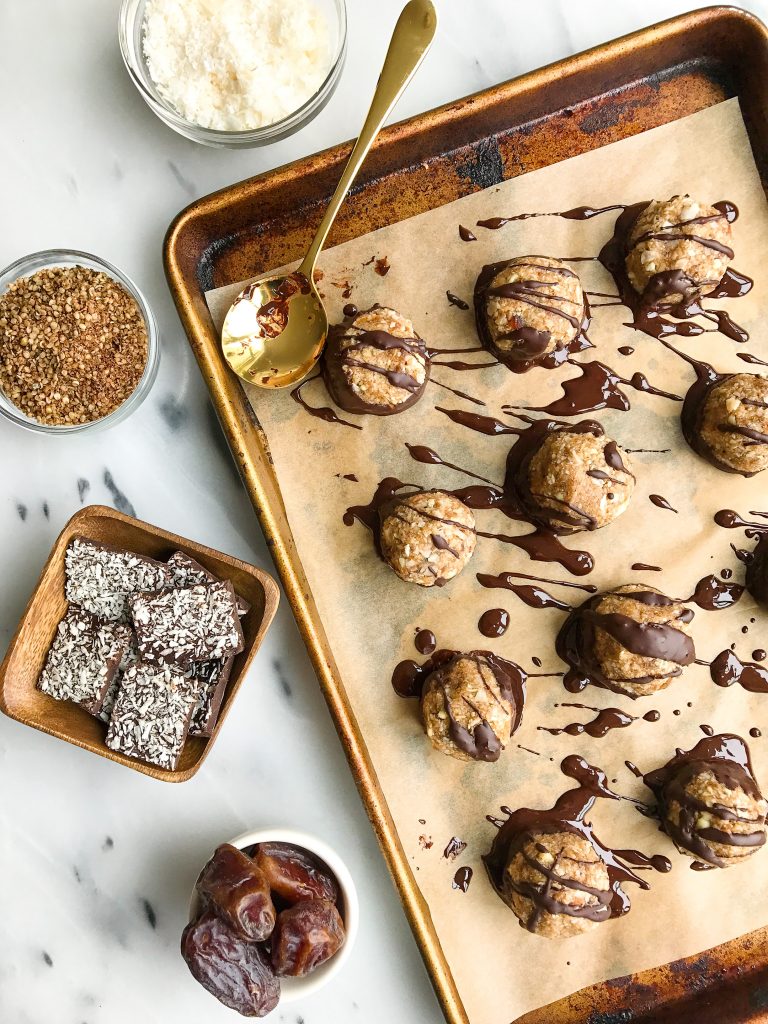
[164, 7, 768, 1022]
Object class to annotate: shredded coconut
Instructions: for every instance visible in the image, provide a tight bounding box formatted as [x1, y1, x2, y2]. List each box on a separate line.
[142, 0, 331, 131]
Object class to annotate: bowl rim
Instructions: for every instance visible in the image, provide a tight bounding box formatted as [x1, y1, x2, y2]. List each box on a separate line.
[118, 0, 349, 146]
[0, 248, 159, 435]
[188, 827, 359, 1003]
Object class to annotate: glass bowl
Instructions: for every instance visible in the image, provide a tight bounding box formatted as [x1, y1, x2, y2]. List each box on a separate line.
[118, 0, 348, 148]
[0, 250, 160, 435]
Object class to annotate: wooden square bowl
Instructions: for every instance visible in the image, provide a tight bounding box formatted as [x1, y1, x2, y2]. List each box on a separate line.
[0, 505, 279, 782]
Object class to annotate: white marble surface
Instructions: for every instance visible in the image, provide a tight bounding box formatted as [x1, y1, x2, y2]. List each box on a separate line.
[2, 2, 768, 1022]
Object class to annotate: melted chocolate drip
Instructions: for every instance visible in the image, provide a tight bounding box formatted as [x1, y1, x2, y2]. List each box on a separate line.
[430, 379, 486, 406]
[405, 442, 498, 485]
[476, 204, 626, 229]
[644, 734, 766, 867]
[556, 590, 695, 697]
[414, 629, 436, 655]
[459, 225, 477, 242]
[687, 574, 744, 610]
[483, 755, 652, 932]
[710, 650, 768, 693]
[291, 372, 362, 430]
[504, 358, 681, 417]
[452, 866, 473, 892]
[444, 837, 467, 860]
[538, 702, 644, 739]
[632, 563, 662, 572]
[649, 494, 678, 514]
[478, 608, 510, 638]
[446, 291, 470, 310]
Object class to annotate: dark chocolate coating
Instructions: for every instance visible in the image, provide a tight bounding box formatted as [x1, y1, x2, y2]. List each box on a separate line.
[747, 535, 768, 607]
[322, 311, 430, 416]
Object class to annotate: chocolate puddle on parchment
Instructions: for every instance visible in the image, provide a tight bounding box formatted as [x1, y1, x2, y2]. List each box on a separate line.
[483, 755, 667, 934]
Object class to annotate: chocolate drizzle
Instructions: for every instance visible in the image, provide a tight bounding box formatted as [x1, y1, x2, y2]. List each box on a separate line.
[446, 291, 470, 310]
[599, 201, 751, 344]
[538, 702, 660, 739]
[478, 608, 510, 638]
[649, 494, 678, 514]
[644, 734, 766, 867]
[473, 258, 592, 373]
[687, 574, 743, 611]
[504, 358, 681, 417]
[291, 372, 362, 430]
[323, 317, 430, 417]
[709, 650, 768, 693]
[556, 589, 695, 697]
[452, 867, 473, 892]
[483, 755, 652, 932]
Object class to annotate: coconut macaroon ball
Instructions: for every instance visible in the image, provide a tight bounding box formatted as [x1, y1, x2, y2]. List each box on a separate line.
[646, 737, 768, 868]
[475, 257, 585, 367]
[625, 196, 734, 304]
[585, 585, 695, 698]
[421, 652, 517, 762]
[497, 829, 613, 937]
[379, 490, 476, 588]
[524, 430, 635, 532]
[689, 373, 768, 476]
[323, 305, 430, 415]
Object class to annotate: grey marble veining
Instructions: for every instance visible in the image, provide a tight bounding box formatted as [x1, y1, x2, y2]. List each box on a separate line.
[2, 1, 768, 1022]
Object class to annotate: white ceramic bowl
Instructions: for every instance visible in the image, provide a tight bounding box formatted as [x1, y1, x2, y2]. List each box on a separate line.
[188, 827, 358, 1005]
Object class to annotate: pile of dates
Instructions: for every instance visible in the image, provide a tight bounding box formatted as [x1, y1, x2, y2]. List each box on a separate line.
[181, 841, 346, 1016]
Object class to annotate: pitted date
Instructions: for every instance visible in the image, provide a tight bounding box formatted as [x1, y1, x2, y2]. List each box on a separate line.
[271, 899, 346, 977]
[181, 910, 280, 1016]
[196, 844, 276, 941]
[252, 842, 339, 905]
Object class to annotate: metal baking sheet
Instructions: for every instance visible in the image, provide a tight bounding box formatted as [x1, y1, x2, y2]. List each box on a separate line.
[164, 8, 768, 1020]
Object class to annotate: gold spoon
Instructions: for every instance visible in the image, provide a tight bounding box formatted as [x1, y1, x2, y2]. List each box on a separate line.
[221, 0, 438, 389]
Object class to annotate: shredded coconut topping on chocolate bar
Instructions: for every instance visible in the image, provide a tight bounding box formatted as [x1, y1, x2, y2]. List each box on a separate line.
[37, 607, 131, 713]
[65, 537, 172, 622]
[167, 551, 249, 617]
[188, 657, 233, 737]
[105, 664, 199, 770]
[130, 581, 244, 667]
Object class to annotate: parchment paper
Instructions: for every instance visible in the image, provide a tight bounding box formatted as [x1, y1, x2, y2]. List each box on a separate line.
[207, 100, 768, 1023]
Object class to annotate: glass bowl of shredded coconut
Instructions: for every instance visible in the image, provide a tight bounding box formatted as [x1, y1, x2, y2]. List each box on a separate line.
[119, 0, 347, 147]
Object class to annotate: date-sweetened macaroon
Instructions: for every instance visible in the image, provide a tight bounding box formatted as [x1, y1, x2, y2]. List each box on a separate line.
[625, 195, 734, 304]
[644, 734, 768, 868]
[379, 490, 475, 588]
[556, 585, 696, 698]
[506, 420, 635, 534]
[322, 305, 430, 415]
[683, 372, 768, 476]
[420, 651, 520, 762]
[474, 256, 585, 370]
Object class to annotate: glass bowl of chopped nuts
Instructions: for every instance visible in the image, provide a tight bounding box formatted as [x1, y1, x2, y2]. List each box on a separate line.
[0, 249, 160, 434]
[119, 0, 348, 148]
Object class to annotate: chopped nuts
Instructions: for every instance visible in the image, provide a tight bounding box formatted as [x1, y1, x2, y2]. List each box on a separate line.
[0, 266, 148, 425]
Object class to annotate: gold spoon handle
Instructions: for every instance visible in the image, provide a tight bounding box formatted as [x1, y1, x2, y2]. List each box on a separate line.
[298, 0, 438, 280]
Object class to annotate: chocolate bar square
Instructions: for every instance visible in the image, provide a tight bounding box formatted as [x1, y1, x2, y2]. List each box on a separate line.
[37, 607, 132, 715]
[130, 581, 245, 668]
[65, 537, 173, 622]
[105, 664, 199, 770]
[167, 551, 250, 617]
[188, 657, 234, 738]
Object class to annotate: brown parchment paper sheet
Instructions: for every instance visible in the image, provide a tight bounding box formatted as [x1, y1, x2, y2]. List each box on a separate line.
[207, 99, 768, 1023]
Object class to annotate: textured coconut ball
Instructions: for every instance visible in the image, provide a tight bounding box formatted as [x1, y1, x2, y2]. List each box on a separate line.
[525, 431, 635, 532]
[421, 652, 515, 762]
[478, 257, 584, 365]
[695, 374, 768, 476]
[660, 762, 767, 867]
[379, 490, 475, 588]
[625, 196, 733, 303]
[747, 535, 768, 608]
[499, 830, 611, 937]
[323, 305, 429, 415]
[590, 585, 695, 698]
